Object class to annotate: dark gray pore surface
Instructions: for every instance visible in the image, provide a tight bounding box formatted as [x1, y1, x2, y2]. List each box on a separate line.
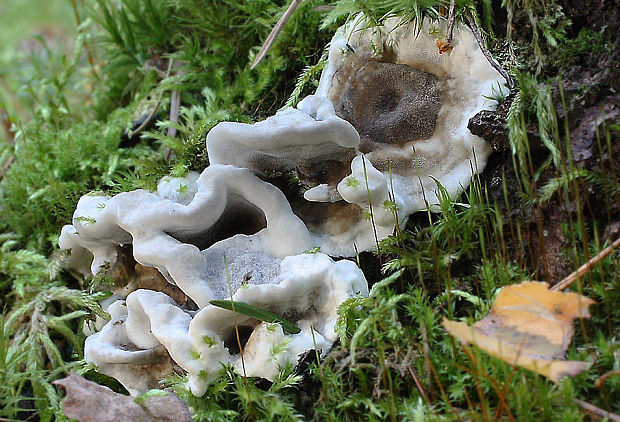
[335, 61, 441, 151]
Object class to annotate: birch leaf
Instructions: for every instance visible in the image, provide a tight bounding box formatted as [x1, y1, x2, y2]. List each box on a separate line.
[443, 281, 595, 382]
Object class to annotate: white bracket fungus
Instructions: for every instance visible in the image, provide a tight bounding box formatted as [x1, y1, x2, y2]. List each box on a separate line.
[83, 253, 367, 396]
[60, 167, 371, 395]
[317, 16, 507, 214]
[83, 299, 177, 395]
[207, 95, 360, 184]
[206, 94, 399, 255]
[60, 16, 506, 397]
[59, 166, 315, 308]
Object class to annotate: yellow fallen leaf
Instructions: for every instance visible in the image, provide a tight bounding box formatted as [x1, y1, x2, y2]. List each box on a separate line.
[443, 281, 595, 382]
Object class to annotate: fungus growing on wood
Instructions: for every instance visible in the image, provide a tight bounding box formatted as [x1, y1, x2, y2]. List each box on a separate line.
[206, 94, 399, 255]
[83, 254, 367, 396]
[317, 16, 508, 214]
[59, 16, 506, 397]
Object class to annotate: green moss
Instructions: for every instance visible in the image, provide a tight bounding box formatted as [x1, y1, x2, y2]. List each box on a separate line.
[554, 28, 610, 67]
[0, 107, 155, 251]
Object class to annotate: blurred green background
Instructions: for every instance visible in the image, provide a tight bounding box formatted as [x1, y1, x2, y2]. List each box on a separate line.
[0, 0, 75, 137]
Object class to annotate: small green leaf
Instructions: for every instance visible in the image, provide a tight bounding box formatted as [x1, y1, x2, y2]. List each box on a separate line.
[209, 300, 301, 334]
[202, 335, 216, 347]
[176, 183, 189, 194]
[345, 176, 360, 188]
[74, 216, 96, 225]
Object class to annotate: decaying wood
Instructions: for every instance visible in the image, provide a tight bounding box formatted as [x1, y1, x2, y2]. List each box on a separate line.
[574, 399, 620, 421]
[446, 0, 456, 44]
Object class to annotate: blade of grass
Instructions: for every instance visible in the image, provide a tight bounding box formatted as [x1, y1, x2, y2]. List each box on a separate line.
[223, 256, 254, 422]
[209, 300, 301, 335]
[251, 0, 303, 70]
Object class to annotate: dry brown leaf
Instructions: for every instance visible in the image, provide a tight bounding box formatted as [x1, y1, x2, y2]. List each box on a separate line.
[442, 281, 595, 382]
[436, 39, 453, 54]
[53, 372, 192, 422]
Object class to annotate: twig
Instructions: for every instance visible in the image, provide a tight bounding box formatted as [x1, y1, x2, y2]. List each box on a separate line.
[552, 236, 620, 291]
[251, 0, 303, 70]
[127, 58, 175, 139]
[407, 365, 432, 405]
[574, 399, 620, 421]
[127, 95, 162, 139]
[166, 90, 181, 139]
[464, 11, 515, 89]
[436, 0, 455, 53]
[446, 0, 456, 44]
[164, 89, 181, 161]
[595, 369, 620, 388]
[0, 155, 15, 182]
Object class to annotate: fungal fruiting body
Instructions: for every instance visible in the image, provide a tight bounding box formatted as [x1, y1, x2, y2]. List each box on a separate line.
[83, 253, 367, 396]
[316, 16, 507, 214]
[60, 16, 506, 396]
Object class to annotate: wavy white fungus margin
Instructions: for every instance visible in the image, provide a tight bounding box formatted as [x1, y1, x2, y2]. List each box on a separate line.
[84, 253, 368, 397]
[206, 94, 401, 255]
[317, 16, 507, 214]
[59, 165, 315, 307]
[83, 299, 178, 395]
[207, 95, 360, 168]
